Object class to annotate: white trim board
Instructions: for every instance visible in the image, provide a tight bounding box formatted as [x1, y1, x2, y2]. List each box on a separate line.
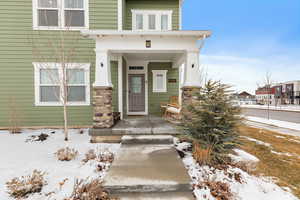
[126, 61, 148, 115]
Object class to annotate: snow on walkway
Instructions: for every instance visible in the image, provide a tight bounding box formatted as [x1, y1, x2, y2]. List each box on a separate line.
[0, 129, 120, 200]
[246, 116, 300, 131]
[174, 139, 298, 200]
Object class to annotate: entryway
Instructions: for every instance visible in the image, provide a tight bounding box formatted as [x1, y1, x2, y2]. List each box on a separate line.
[128, 74, 145, 113]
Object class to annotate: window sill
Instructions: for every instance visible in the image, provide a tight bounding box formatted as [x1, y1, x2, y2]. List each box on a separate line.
[35, 102, 90, 106]
[33, 26, 89, 31]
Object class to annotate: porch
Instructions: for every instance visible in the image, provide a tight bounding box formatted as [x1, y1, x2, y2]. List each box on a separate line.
[81, 30, 211, 129]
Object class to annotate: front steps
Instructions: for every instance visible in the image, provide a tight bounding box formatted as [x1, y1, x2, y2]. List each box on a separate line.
[103, 135, 194, 200]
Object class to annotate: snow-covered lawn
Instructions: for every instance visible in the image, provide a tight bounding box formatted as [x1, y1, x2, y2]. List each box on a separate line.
[174, 139, 299, 200]
[242, 104, 300, 112]
[0, 129, 120, 200]
[246, 116, 300, 131]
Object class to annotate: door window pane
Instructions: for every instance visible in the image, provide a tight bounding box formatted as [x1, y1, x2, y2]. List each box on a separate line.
[38, 0, 57, 8]
[38, 10, 59, 26]
[136, 14, 143, 30]
[67, 69, 85, 84]
[40, 69, 59, 84]
[67, 86, 86, 101]
[132, 77, 142, 93]
[65, 10, 85, 27]
[161, 15, 168, 30]
[65, 0, 84, 8]
[148, 14, 156, 30]
[40, 86, 60, 102]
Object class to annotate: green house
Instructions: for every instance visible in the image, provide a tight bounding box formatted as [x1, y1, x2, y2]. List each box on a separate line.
[0, 0, 211, 129]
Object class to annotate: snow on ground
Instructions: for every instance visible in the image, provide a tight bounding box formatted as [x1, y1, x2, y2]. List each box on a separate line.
[240, 136, 271, 147]
[230, 149, 259, 163]
[246, 116, 300, 131]
[242, 105, 300, 112]
[0, 129, 121, 200]
[174, 139, 298, 200]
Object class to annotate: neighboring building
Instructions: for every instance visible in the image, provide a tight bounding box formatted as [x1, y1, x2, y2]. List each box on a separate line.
[255, 81, 300, 106]
[0, 0, 211, 128]
[274, 81, 300, 105]
[255, 86, 275, 105]
[232, 91, 256, 105]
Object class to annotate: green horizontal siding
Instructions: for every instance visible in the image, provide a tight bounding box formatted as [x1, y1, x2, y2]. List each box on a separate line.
[124, 0, 179, 30]
[148, 62, 179, 115]
[0, 0, 118, 127]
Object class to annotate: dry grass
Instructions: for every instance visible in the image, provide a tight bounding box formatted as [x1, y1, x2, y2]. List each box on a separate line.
[193, 142, 213, 166]
[238, 125, 300, 198]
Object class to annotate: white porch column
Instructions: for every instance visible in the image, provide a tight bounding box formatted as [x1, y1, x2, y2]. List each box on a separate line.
[117, 55, 123, 119]
[94, 50, 113, 87]
[182, 50, 201, 88]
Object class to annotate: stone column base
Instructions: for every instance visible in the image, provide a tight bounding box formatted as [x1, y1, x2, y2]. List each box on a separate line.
[92, 86, 114, 128]
[181, 86, 200, 117]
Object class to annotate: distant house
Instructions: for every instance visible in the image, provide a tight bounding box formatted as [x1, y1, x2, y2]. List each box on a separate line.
[0, 0, 211, 128]
[255, 86, 275, 105]
[232, 91, 256, 105]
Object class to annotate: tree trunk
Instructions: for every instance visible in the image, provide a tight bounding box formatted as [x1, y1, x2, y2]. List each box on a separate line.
[63, 102, 68, 141]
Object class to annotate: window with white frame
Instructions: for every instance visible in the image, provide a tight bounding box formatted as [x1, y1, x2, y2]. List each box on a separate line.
[33, 63, 90, 106]
[152, 70, 168, 93]
[33, 0, 89, 29]
[132, 10, 172, 31]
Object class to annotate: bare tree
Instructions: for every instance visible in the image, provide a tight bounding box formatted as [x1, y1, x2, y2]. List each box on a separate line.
[8, 96, 22, 134]
[30, 28, 89, 141]
[263, 71, 273, 120]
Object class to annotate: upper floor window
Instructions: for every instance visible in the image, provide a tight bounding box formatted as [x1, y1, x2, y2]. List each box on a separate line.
[32, 0, 89, 30]
[132, 10, 172, 31]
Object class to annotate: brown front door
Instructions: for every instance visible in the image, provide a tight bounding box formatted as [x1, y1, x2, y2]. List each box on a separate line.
[128, 74, 145, 112]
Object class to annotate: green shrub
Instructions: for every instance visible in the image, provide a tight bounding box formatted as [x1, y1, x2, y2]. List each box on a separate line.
[182, 80, 241, 164]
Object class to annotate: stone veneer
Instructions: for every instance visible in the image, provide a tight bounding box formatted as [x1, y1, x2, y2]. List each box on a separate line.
[181, 86, 200, 117]
[93, 86, 114, 128]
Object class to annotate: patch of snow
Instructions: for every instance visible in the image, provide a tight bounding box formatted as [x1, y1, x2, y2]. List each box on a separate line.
[0, 129, 121, 200]
[174, 140, 298, 200]
[271, 150, 293, 157]
[230, 149, 260, 163]
[246, 116, 300, 131]
[241, 136, 272, 147]
[275, 135, 286, 139]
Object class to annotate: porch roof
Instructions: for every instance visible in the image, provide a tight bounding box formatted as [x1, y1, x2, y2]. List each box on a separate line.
[81, 30, 212, 39]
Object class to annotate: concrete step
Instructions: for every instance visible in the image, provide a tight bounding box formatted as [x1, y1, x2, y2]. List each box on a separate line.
[121, 135, 174, 145]
[111, 192, 195, 200]
[103, 144, 192, 194]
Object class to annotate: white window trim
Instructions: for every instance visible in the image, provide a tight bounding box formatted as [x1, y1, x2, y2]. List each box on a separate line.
[132, 9, 172, 31]
[33, 62, 90, 106]
[32, 0, 89, 30]
[152, 70, 168, 93]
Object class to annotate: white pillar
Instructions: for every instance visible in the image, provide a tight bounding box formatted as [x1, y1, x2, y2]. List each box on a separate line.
[117, 55, 123, 119]
[182, 50, 201, 88]
[94, 50, 113, 87]
[117, 0, 123, 31]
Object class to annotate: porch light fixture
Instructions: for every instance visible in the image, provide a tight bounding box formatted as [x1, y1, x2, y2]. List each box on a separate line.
[101, 63, 104, 67]
[146, 40, 151, 48]
[192, 64, 195, 68]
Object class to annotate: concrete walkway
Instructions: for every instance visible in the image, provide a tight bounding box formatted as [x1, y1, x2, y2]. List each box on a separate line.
[103, 135, 194, 200]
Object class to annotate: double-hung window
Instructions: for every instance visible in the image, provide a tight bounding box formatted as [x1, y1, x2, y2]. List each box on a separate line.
[152, 70, 168, 93]
[132, 10, 172, 31]
[34, 63, 90, 106]
[33, 0, 89, 29]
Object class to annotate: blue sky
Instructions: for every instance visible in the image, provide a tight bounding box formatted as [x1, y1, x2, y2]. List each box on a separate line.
[182, 0, 300, 93]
